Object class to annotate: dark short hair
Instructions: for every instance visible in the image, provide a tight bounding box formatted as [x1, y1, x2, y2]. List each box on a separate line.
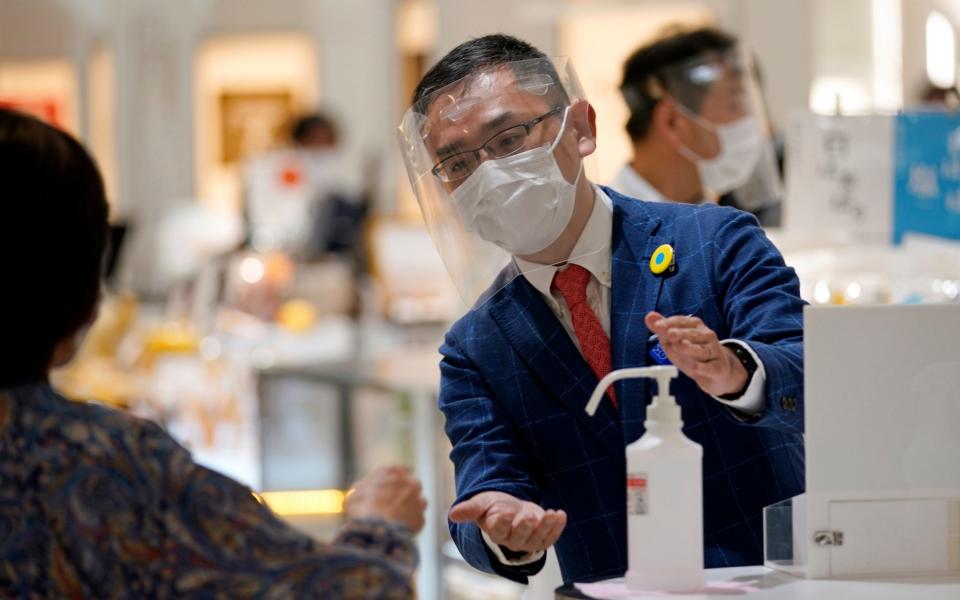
[412, 34, 566, 114]
[291, 112, 339, 145]
[620, 27, 737, 141]
[0, 109, 109, 388]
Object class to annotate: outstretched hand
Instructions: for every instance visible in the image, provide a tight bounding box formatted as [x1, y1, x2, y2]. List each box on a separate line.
[449, 491, 566, 555]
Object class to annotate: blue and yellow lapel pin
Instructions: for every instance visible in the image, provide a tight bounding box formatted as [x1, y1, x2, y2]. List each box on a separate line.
[649, 243, 676, 277]
[648, 244, 676, 364]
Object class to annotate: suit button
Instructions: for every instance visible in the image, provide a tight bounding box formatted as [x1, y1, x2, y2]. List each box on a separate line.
[781, 396, 797, 411]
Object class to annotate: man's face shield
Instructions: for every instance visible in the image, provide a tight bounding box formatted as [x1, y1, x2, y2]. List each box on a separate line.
[398, 58, 597, 309]
[625, 45, 781, 209]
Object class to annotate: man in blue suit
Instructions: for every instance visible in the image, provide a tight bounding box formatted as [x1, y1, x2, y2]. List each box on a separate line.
[397, 34, 805, 585]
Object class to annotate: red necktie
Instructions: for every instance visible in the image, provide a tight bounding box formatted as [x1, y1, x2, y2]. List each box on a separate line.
[551, 264, 617, 409]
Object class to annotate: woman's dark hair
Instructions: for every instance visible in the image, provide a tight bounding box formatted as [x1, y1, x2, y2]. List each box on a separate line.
[620, 27, 737, 141]
[0, 109, 109, 388]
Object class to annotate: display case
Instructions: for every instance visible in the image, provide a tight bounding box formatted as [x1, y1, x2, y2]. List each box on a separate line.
[764, 304, 960, 579]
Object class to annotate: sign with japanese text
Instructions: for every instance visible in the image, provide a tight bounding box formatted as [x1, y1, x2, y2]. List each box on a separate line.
[784, 114, 894, 239]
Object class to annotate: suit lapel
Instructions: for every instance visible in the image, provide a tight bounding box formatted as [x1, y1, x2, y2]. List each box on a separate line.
[608, 189, 672, 443]
[489, 274, 624, 459]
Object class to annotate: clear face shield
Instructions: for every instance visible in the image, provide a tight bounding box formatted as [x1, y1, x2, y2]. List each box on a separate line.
[627, 45, 780, 210]
[398, 58, 601, 308]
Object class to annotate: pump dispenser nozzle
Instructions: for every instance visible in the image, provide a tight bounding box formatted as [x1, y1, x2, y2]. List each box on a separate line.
[585, 366, 679, 420]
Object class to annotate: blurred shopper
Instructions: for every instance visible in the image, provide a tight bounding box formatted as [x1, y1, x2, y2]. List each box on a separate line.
[611, 28, 782, 226]
[0, 108, 423, 599]
[292, 112, 340, 149]
[293, 113, 372, 262]
[244, 111, 366, 259]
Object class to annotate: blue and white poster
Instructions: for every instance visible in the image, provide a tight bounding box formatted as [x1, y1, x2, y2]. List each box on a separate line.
[893, 113, 960, 244]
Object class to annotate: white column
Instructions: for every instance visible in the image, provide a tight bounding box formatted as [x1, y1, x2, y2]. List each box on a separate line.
[434, 0, 557, 60]
[721, 0, 816, 130]
[412, 388, 443, 600]
[311, 0, 401, 214]
[111, 0, 211, 293]
[68, 33, 91, 143]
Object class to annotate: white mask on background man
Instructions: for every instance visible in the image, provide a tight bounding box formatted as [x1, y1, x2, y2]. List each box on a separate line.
[450, 107, 582, 256]
[675, 107, 764, 195]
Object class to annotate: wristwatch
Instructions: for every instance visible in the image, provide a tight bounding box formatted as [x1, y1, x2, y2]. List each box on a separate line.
[718, 341, 758, 400]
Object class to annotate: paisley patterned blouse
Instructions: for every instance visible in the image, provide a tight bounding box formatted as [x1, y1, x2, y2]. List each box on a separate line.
[0, 382, 417, 598]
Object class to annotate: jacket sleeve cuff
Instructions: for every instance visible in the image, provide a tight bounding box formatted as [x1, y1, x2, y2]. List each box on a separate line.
[710, 339, 766, 415]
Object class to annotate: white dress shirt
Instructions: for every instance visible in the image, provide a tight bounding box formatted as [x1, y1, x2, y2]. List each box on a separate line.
[608, 164, 668, 203]
[485, 185, 766, 566]
[607, 164, 709, 205]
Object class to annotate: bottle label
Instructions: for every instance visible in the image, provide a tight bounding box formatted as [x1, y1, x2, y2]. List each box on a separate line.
[627, 472, 649, 515]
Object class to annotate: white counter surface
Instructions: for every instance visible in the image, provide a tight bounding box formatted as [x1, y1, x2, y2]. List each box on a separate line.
[717, 566, 960, 599]
[564, 566, 960, 599]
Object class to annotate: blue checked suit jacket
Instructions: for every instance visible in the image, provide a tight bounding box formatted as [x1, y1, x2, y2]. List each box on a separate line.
[439, 188, 806, 585]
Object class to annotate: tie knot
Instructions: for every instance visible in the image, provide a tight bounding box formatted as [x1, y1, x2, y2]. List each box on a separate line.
[551, 263, 591, 306]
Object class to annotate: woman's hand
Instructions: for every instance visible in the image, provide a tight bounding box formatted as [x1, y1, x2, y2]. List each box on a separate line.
[345, 466, 427, 533]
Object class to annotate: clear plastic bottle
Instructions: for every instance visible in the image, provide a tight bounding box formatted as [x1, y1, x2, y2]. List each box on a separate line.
[586, 366, 705, 591]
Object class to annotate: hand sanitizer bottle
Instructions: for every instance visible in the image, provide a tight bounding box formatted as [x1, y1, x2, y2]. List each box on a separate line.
[585, 366, 705, 592]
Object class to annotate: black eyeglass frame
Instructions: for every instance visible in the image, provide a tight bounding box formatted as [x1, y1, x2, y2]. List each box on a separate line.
[430, 106, 565, 182]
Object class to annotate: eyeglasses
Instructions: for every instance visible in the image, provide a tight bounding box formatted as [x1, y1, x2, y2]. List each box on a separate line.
[430, 106, 564, 183]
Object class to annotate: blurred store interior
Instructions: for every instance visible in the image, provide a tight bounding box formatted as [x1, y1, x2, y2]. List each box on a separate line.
[2, 0, 959, 597]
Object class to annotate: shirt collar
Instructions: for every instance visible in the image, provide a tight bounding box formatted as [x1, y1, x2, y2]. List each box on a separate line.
[516, 185, 613, 300]
[611, 164, 709, 205]
[610, 164, 667, 203]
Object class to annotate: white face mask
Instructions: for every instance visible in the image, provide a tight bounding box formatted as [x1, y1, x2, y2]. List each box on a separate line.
[450, 107, 582, 256]
[676, 111, 764, 195]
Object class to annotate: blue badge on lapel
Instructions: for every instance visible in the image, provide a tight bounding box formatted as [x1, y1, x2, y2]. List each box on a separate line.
[648, 334, 672, 365]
